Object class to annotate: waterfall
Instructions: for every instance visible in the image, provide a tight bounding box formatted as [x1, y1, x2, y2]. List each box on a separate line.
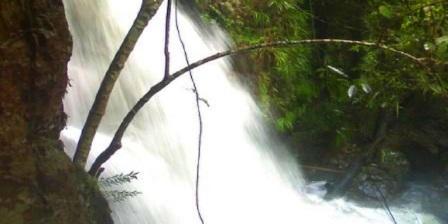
[61, 1, 441, 223]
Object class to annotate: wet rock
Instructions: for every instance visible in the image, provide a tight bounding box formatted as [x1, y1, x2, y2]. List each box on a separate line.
[328, 144, 361, 169]
[354, 164, 395, 198]
[302, 181, 328, 198]
[352, 149, 410, 199]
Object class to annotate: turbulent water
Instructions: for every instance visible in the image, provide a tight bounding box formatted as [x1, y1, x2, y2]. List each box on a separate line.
[61, 1, 442, 223]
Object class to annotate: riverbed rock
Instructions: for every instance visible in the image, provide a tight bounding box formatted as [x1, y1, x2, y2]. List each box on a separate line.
[350, 149, 409, 199]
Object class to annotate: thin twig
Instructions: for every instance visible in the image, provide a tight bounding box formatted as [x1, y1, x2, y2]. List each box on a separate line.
[174, 1, 205, 223]
[372, 177, 398, 224]
[163, 0, 172, 79]
[88, 39, 426, 176]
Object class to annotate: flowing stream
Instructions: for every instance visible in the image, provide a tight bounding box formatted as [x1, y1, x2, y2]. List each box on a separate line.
[61, 1, 442, 223]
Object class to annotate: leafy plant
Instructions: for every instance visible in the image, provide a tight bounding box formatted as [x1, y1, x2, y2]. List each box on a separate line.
[99, 171, 141, 202]
[103, 190, 142, 203]
[99, 171, 140, 187]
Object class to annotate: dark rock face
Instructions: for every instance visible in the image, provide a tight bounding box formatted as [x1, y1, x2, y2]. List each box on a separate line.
[0, 1, 112, 223]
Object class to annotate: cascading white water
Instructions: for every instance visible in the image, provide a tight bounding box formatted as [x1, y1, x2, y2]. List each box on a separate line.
[61, 1, 441, 223]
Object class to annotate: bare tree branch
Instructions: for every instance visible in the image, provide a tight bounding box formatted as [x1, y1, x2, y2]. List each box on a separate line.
[163, 0, 172, 80]
[88, 38, 428, 175]
[73, 0, 163, 168]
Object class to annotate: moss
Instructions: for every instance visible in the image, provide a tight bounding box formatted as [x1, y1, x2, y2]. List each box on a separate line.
[30, 137, 113, 224]
[0, 205, 26, 224]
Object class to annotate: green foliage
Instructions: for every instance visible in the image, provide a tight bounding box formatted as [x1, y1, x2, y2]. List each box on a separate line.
[197, 0, 314, 132]
[102, 190, 142, 203]
[99, 171, 141, 202]
[307, 0, 447, 148]
[99, 171, 139, 187]
[378, 5, 393, 18]
[435, 35, 448, 60]
[198, 0, 448, 157]
[363, 0, 448, 98]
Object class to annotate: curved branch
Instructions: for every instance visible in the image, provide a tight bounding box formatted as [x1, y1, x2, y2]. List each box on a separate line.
[170, 39, 425, 81]
[88, 38, 426, 175]
[73, 0, 163, 168]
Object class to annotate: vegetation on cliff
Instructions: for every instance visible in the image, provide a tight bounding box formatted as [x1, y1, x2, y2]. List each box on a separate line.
[197, 0, 448, 198]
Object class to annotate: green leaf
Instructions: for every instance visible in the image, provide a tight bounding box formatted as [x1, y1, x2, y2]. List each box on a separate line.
[379, 5, 393, 18]
[361, 83, 372, 93]
[435, 36, 448, 45]
[435, 37, 448, 60]
[348, 85, 357, 98]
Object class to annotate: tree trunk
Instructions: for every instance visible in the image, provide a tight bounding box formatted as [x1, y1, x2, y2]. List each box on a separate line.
[0, 1, 112, 223]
